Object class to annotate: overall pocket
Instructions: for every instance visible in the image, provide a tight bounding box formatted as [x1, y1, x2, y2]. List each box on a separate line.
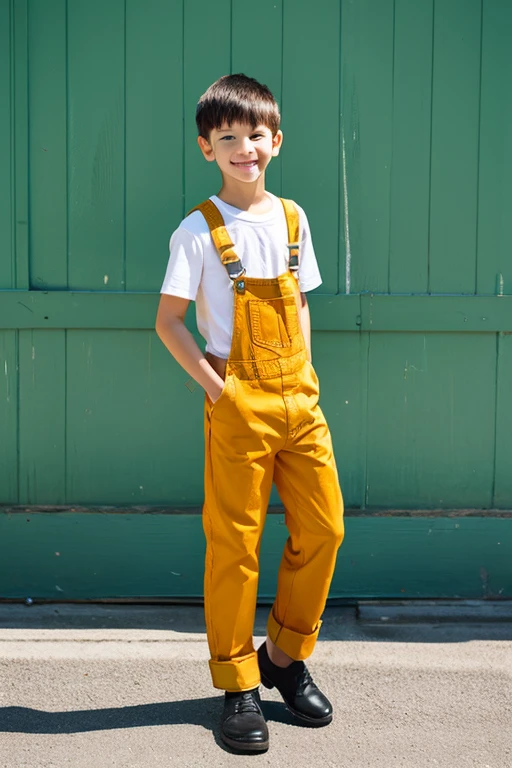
[248, 296, 300, 351]
[206, 371, 234, 413]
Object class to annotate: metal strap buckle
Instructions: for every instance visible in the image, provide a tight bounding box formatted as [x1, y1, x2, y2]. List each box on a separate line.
[226, 262, 246, 280]
[287, 244, 300, 271]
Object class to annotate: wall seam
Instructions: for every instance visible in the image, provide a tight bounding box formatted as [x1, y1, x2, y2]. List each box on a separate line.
[387, 0, 396, 295]
[64, 328, 68, 503]
[338, 0, 343, 295]
[474, 0, 484, 296]
[491, 332, 501, 508]
[10, 0, 15, 289]
[65, 0, 69, 288]
[280, 0, 284, 196]
[181, 0, 185, 218]
[427, 0, 436, 295]
[123, 0, 127, 291]
[230, 0, 233, 73]
[15, 330, 20, 503]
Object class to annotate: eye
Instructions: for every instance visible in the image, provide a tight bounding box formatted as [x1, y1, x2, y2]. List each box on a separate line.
[251, 133, 264, 139]
[220, 135, 234, 141]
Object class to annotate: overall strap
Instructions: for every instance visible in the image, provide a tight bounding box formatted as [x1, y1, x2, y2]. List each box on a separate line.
[187, 200, 245, 280]
[279, 198, 300, 272]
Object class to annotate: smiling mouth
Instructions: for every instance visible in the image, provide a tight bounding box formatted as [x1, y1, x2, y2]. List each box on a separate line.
[232, 160, 258, 168]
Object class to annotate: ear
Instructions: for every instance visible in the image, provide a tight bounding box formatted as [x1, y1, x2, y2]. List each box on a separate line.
[197, 135, 216, 162]
[271, 129, 283, 157]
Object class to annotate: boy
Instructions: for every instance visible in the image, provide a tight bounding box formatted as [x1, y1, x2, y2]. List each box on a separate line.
[156, 74, 344, 753]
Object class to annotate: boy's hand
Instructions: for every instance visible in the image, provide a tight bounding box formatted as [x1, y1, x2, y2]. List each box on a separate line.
[207, 380, 225, 404]
[156, 294, 226, 399]
[299, 293, 312, 362]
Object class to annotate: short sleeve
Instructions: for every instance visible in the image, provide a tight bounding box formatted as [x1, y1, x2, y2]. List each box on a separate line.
[296, 206, 322, 293]
[160, 226, 204, 301]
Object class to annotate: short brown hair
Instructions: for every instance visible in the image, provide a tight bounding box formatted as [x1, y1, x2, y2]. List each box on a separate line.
[196, 74, 281, 140]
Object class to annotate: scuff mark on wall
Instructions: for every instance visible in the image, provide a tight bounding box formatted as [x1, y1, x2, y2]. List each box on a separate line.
[479, 566, 489, 596]
[404, 361, 424, 380]
[4, 360, 9, 403]
[341, 124, 352, 295]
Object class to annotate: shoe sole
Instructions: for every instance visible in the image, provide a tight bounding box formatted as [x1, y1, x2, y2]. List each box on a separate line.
[220, 734, 269, 753]
[260, 672, 333, 728]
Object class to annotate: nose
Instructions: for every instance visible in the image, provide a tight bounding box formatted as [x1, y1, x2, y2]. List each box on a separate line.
[237, 136, 254, 155]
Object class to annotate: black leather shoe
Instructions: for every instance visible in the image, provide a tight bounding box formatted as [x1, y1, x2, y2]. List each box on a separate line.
[258, 641, 333, 726]
[220, 688, 269, 753]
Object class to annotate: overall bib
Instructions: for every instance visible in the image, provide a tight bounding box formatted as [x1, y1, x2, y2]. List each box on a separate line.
[190, 198, 344, 692]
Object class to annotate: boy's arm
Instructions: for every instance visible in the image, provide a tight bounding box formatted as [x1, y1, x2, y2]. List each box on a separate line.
[155, 294, 224, 402]
[299, 292, 312, 363]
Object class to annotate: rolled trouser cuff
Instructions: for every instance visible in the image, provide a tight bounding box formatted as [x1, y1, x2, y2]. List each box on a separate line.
[208, 652, 261, 692]
[267, 610, 322, 660]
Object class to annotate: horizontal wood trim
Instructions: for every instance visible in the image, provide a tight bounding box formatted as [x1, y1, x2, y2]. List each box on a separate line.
[1, 291, 512, 331]
[1, 512, 510, 600]
[2, 506, 512, 518]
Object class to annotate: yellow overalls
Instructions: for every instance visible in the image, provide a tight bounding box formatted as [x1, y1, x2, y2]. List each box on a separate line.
[190, 198, 344, 692]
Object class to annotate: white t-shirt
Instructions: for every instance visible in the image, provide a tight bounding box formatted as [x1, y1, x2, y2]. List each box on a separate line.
[160, 192, 322, 358]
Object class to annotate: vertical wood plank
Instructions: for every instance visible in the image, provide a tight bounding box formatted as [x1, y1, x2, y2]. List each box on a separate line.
[312, 331, 368, 509]
[28, 0, 67, 290]
[476, 0, 512, 296]
[18, 330, 66, 503]
[341, 0, 394, 294]
[231, 0, 283, 196]
[0, 0, 13, 289]
[125, 0, 184, 292]
[66, 330, 204, 504]
[389, 0, 433, 294]
[14, 0, 29, 289]
[282, 0, 340, 295]
[0, 330, 18, 503]
[366, 331, 496, 508]
[429, 0, 481, 294]
[183, 0, 231, 212]
[67, 0, 125, 290]
[494, 333, 512, 507]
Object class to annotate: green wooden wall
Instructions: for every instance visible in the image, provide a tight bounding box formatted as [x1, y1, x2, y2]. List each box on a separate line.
[1, 0, 511, 599]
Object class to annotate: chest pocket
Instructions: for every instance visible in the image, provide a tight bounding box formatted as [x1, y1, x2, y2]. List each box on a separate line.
[248, 296, 300, 350]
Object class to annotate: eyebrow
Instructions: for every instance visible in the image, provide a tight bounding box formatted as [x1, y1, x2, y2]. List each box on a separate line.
[216, 126, 265, 133]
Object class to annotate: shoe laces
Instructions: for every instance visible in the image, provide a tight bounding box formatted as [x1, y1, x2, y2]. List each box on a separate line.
[233, 691, 260, 715]
[295, 664, 314, 694]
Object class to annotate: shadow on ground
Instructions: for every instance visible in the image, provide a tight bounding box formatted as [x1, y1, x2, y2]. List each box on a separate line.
[0, 696, 298, 757]
[1, 603, 511, 643]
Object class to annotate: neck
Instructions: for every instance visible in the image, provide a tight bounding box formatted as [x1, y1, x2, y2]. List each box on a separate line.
[216, 174, 272, 213]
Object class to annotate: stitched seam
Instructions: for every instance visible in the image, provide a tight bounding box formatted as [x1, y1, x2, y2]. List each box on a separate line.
[228, 352, 306, 380]
[278, 478, 307, 637]
[204, 419, 219, 660]
[203, 504, 218, 659]
[241, 275, 295, 286]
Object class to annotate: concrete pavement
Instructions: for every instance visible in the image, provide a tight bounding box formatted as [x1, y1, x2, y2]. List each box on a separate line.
[0, 602, 511, 768]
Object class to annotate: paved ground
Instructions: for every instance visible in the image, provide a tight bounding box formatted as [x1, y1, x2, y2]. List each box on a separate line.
[0, 602, 511, 768]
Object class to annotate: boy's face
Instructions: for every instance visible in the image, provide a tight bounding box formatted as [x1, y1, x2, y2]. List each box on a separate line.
[197, 122, 283, 184]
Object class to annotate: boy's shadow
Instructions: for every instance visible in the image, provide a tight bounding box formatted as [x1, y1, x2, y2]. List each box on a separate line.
[0, 698, 295, 753]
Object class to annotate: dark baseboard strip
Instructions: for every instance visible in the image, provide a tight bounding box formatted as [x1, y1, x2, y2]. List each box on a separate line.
[1, 505, 512, 518]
